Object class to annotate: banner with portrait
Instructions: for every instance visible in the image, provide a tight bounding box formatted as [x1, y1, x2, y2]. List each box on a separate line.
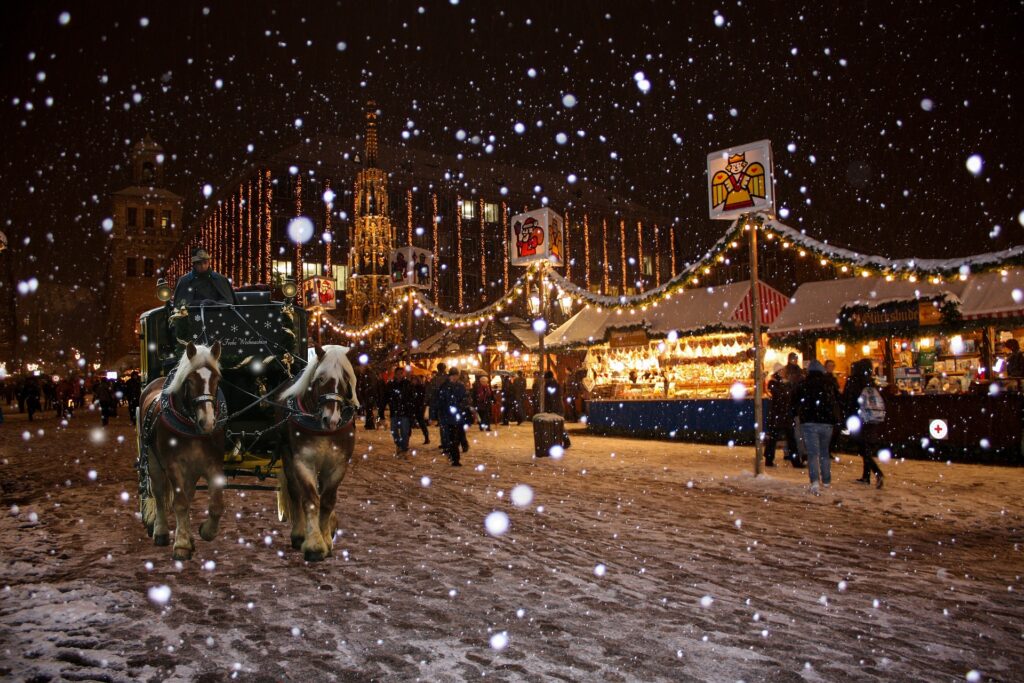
[707, 139, 775, 220]
[389, 246, 433, 289]
[510, 208, 564, 267]
[302, 276, 337, 310]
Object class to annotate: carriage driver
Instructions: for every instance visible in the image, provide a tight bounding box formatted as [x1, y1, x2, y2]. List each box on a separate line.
[172, 247, 237, 307]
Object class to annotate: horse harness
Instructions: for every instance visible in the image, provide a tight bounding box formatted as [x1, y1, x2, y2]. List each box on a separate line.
[286, 389, 356, 435]
[141, 367, 229, 442]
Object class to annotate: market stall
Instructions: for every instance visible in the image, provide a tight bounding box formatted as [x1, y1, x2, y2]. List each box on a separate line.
[769, 270, 1024, 459]
[413, 316, 537, 377]
[546, 281, 798, 441]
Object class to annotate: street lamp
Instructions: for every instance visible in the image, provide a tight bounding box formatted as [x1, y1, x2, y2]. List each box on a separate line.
[558, 294, 573, 317]
[281, 278, 298, 299]
[527, 293, 542, 316]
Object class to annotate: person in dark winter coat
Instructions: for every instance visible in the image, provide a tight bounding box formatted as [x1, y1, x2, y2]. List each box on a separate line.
[509, 372, 526, 425]
[794, 360, 839, 494]
[764, 365, 798, 467]
[410, 374, 429, 444]
[436, 368, 468, 466]
[357, 367, 379, 430]
[843, 358, 885, 488]
[94, 379, 116, 426]
[172, 248, 237, 307]
[385, 367, 415, 455]
[125, 371, 142, 425]
[542, 371, 564, 415]
[426, 363, 447, 425]
[23, 378, 42, 421]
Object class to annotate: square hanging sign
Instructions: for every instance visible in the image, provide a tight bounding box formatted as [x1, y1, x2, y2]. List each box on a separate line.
[302, 276, 337, 310]
[707, 139, 775, 220]
[388, 246, 433, 290]
[510, 208, 564, 267]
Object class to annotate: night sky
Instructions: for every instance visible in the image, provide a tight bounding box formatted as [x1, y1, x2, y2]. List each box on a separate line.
[1, 1, 1021, 350]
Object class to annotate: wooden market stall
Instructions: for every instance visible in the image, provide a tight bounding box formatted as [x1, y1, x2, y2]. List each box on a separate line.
[769, 270, 1024, 459]
[546, 281, 798, 442]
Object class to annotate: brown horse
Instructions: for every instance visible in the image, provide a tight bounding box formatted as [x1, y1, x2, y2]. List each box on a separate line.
[276, 345, 358, 562]
[139, 342, 226, 561]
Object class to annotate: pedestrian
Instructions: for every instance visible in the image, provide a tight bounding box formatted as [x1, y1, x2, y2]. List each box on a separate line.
[426, 363, 446, 425]
[24, 377, 41, 422]
[764, 364, 797, 467]
[499, 374, 512, 425]
[793, 359, 840, 494]
[125, 370, 142, 425]
[783, 356, 807, 467]
[94, 379, 116, 426]
[510, 371, 526, 425]
[410, 374, 430, 444]
[457, 372, 473, 451]
[436, 367, 468, 466]
[357, 367, 378, 430]
[843, 358, 886, 488]
[472, 375, 494, 431]
[543, 371, 564, 416]
[385, 366, 414, 457]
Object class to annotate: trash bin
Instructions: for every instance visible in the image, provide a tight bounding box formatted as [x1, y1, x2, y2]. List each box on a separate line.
[533, 412, 566, 458]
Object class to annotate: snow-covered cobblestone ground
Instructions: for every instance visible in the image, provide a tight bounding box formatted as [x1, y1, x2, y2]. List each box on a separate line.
[1, 409, 1021, 682]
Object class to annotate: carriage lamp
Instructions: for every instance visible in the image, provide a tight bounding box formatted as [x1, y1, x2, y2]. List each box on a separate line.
[495, 341, 509, 354]
[281, 278, 298, 298]
[155, 278, 173, 302]
[558, 294, 574, 316]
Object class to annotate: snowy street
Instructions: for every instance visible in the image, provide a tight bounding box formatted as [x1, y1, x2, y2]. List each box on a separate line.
[1, 410, 1021, 682]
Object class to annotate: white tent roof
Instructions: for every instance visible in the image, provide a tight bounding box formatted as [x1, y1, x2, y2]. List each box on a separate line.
[958, 270, 1024, 320]
[769, 270, 1024, 336]
[545, 280, 788, 348]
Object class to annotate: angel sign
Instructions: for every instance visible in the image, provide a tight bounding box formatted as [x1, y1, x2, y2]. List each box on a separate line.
[707, 140, 774, 220]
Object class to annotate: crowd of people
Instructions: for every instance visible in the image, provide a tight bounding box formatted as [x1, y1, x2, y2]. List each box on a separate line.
[0, 371, 142, 427]
[355, 363, 579, 466]
[765, 352, 887, 493]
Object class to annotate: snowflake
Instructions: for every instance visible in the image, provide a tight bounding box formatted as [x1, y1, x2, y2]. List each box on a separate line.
[230, 325, 239, 332]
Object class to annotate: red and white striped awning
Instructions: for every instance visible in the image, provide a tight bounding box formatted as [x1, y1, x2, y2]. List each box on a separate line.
[730, 281, 790, 326]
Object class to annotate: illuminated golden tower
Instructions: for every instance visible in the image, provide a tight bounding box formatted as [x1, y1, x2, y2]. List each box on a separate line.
[347, 102, 398, 341]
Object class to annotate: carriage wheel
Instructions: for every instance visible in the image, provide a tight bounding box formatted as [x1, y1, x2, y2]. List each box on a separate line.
[276, 487, 289, 523]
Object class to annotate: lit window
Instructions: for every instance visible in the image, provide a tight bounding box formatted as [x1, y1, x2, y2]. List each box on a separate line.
[272, 260, 294, 278]
[642, 256, 654, 276]
[484, 203, 500, 222]
[460, 201, 476, 219]
[161, 210, 171, 229]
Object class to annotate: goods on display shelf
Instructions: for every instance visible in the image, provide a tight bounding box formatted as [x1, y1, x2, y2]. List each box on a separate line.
[773, 272, 1024, 396]
[584, 332, 800, 400]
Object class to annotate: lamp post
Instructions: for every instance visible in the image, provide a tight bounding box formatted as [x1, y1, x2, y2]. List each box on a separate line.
[747, 214, 765, 477]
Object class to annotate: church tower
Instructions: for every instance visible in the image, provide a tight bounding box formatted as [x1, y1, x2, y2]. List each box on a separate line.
[346, 102, 399, 343]
[105, 135, 184, 367]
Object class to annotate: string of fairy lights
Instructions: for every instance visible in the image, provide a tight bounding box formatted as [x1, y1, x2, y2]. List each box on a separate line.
[315, 214, 1024, 341]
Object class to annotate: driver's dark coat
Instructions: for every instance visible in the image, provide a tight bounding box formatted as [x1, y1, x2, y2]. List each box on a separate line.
[172, 269, 237, 306]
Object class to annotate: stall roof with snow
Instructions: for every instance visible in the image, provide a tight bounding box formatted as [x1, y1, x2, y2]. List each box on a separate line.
[768, 270, 1024, 338]
[545, 280, 789, 349]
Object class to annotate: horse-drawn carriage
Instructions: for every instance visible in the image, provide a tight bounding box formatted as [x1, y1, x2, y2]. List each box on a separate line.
[135, 291, 358, 561]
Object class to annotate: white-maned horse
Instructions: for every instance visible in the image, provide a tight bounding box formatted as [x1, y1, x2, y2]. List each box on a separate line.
[276, 345, 359, 561]
[139, 342, 227, 561]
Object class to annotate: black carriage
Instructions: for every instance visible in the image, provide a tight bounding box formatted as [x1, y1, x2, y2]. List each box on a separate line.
[135, 290, 309, 519]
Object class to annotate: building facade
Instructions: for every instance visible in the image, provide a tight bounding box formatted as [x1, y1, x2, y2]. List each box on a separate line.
[167, 104, 677, 342]
[106, 136, 183, 366]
